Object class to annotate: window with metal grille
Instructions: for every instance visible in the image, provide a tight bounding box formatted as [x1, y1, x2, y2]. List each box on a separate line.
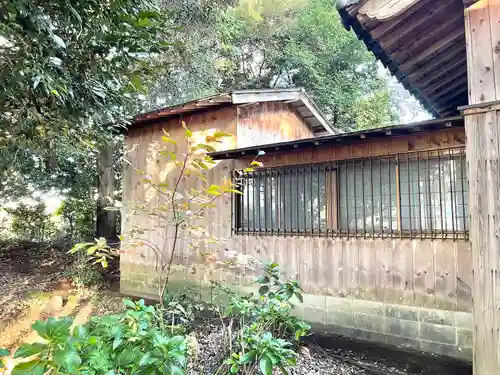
[233, 146, 468, 240]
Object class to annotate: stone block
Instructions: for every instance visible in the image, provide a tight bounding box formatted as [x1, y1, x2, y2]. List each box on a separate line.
[295, 306, 326, 325]
[419, 308, 454, 326]
[354, 313, 385, 333]
[326, 296, 353, 313]
[302, 294, 326, 309]
[385, 317, 419, 338]
[352, 299, 385, 317]
[385, 304, 418, 322]
[419, 323, 456, 345]
[455, 312, 473, 330]
[326, 310, 355, 328]
[457, 328, 473, 348]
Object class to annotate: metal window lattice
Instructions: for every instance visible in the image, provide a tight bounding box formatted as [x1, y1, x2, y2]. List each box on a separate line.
[233, 146, 468, 240]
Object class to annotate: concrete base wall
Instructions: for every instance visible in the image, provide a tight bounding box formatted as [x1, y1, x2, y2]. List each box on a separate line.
[297, 295, 472, 362]
[120, 267, 472, 362]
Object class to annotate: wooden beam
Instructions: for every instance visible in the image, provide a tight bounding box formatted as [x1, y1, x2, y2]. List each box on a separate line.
[399, 29, 465, 72]
[423, 72, 468, 95]
[426, 76, 468, 101]
[381, 0, 460, 52]
[434, 88, 468, 108]
[369, 0, 433, 40]
[391, 16, 465, 63]
[413, 56, 467, 87]
[464, 0, 500, 370]
[409, 47, 466, 80]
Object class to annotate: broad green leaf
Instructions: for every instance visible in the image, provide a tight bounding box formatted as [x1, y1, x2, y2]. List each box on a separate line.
[213, 130, 232, 138]
[11, 360, 46, 375]
[32, 317, 72, 342]
[166, 364, 184, 375]
[259, 285, 269, 296]
[0, 349, 9, 356]
[240, 350, 256, 364]
[161, 135, 176, 144]
[259, 354, 273, 375]
[169, 335, 185, 347]
[86, 245, 99, 255]
[53, 346, 82, 372]
[230, 363, 239, 374]
[13, 343, 47, 358]
[132, 364, 156, 375]
[73, 325, 87, 339]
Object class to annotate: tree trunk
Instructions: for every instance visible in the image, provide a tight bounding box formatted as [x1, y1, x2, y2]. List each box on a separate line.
[96, 142, 117, 245]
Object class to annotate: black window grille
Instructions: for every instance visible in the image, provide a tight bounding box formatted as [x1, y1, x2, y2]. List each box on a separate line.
[233, 146, 468, 240]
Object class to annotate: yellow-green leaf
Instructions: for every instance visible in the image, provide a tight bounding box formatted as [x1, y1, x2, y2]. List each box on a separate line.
[162, 135, 176, 144]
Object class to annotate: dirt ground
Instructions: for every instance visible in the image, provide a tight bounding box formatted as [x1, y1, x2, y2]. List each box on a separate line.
[0, 242, 124, 373]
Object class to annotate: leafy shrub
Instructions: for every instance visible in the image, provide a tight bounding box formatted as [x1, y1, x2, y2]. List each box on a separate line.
[11, 299, 187, 375]
[4, 202, 59, 242]
[217, 263, 311, 375]
[64, 253, 104, 288]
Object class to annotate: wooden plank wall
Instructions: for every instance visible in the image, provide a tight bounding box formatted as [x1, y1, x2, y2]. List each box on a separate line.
[121, 106, 238, 285]
[228, 236, 472, 312]
[236, 102, 315, 148]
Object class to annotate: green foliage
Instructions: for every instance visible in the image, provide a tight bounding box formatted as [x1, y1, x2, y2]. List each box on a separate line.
[64, 252, 104, 287]
[355, 89, 399, 130]
[214, 0, 399, 130]
[3, 202, 59, 241]
[225, 330, 296, 375]
[215, 264, 311, 374]
[69, 237, 116, 269]
[11, 299, 187, 375]
[55, 197, 95, 241]
[0, 0, 171, 199]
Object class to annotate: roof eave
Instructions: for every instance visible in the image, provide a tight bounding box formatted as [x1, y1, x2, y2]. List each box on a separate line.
[336, 4, 441, 118]
[210, 115, 464, 160]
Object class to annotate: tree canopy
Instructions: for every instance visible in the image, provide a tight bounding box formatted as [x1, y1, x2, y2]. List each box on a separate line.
[212, 0, 399, 130]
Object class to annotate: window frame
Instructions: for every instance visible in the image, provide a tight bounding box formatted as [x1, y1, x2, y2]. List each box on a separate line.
[232, 146, 468, 240]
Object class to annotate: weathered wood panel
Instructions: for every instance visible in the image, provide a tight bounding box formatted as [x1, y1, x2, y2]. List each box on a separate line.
[227, 236, 471, 312]
[236, 102, 314, 148]
[257, 128, 466, 168]
[121, 106, 239, 293]
[465, 2, 500, 373]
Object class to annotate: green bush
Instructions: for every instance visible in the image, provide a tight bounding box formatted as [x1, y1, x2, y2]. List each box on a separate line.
[217, 263, 311, 375]
[11, 299, 187, 375]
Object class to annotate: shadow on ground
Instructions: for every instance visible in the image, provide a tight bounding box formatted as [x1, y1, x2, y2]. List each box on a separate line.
[309, 333, 472, 375]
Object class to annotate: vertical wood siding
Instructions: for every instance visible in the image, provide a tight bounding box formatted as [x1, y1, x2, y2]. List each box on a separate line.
[236, 102, 315, 148]
[228, 236, 471, 312]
